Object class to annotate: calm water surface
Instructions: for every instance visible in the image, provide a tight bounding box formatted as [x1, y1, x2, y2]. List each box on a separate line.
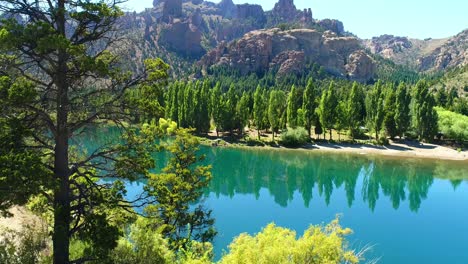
[76, 127, 468, 263]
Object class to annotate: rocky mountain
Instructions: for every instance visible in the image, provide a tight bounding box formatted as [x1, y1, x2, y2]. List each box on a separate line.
[119, 0, 465, 83]
[364, 29, 467, 72]
[199, 28, 375, 82]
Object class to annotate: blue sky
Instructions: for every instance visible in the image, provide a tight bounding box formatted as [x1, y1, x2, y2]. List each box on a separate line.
[122, 0, 468, 39]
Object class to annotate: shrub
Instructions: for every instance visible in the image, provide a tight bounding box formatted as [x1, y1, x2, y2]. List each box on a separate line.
[219, 217, 361, 264]
[280, 127, 309, 147]
[435, 107, 468, 142]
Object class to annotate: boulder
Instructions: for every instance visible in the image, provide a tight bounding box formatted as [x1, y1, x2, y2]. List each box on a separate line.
[345, 50, 376, 82]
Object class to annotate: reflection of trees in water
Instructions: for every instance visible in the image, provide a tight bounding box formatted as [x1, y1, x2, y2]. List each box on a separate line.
[207, 149, 467, 212]
[82, 130, 467, 212]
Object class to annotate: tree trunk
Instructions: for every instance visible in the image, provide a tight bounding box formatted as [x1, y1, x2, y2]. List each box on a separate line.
[258, 129, 261, 140]
[216, 128, 219, 138]
[53, 3, 71, 262]
[329, 129, 332, 141]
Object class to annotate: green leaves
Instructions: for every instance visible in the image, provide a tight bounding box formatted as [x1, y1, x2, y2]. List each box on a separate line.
[144, 129, 215, 249]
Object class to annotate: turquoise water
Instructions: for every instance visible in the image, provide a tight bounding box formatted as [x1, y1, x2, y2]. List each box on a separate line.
[75, 128, 468, 263]
[201, 147, 468, 263]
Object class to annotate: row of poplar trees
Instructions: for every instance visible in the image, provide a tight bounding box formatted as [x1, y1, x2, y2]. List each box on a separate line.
[164, 78, 438, 142]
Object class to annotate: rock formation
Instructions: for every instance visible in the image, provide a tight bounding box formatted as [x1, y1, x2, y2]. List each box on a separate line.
[161, 0, 183, 22]
[217, 0, 237, 18]
[317, 19, 344, 35]
[237, 4, 266, 25]
[199, 28, 375, 81]
[417, 29, 467, 71]
[272, 0, 299, 22]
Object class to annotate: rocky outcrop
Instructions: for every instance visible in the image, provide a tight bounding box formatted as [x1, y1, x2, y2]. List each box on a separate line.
[271, 51, 306, 77]
[237, 4, 266, 24]
[217, 0, 237, 18]
[199, 28, 375, 81]
[417, 29, 468, 71]
[191, 0, 203, 5]
[346, 50, 376, 82]
[271, 0, 299, 21]
[317, 19, 344, 35]
[162, 0, 183, 22]
[365, 35, 412, 59]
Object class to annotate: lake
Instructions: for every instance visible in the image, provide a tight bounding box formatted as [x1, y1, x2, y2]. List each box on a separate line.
[76, 128, 468, 263]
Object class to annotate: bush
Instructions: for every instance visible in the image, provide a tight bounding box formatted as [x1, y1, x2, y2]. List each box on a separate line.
[219, 217, 361, 264]
[435, 107, 468, 141]
[280, 127, 309, 147]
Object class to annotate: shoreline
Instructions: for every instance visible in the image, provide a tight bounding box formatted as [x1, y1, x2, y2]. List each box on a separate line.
[204, 139, 468, 162]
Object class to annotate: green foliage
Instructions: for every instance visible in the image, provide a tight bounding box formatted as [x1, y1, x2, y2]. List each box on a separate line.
[412, 80, 438, 141]
[253, 85, 269, 139]
[145, 129, 216, 249]
[0, 226, 48, 264]
[318, 81, 338, 140]
[287, 85, 302, 128]
[302, 78, 318, 136]
[219, 217, 359, 264]
[394, 83, 411, 138]
[383, 86, 398, 139]
[280, 127, 310, 147]
[435, 107, 468, 142]
[365, 81, 385, 139]
[268, 90, 287, 139]
[346, 82, 366, 139]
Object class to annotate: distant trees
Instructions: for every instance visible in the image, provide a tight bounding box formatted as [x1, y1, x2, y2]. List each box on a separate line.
[164, 77, 440, 144]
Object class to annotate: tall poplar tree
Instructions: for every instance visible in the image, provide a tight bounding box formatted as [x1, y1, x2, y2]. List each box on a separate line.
[268, 90, 286, 140]
[412, 80, 438, 141]
[318, 82, 338, 140]
[302, 78, 317, 137]
[346, 82, 365, 139]
[287, 85, 301, 128]
[365, 81, 385, 140]
[394, 83, 411, 138]
[253, 85, 268, 139]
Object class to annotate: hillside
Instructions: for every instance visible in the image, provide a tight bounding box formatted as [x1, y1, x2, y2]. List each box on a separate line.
[364, 29, 467, 72]
[117, 0, 466, 83]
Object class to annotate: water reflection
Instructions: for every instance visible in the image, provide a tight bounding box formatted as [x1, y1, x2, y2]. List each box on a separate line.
[205, 147, 468, 212]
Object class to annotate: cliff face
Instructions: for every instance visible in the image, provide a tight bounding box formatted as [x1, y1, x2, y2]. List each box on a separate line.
[364, 30, 467, 72]
[200, 28, 375, 81]
[417, 30, 468, 71]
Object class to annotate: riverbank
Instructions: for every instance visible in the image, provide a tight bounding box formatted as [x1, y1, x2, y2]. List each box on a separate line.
[203, 131, 468, 162]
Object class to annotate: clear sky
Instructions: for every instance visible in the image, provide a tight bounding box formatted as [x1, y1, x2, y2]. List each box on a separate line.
[122, 0, 468, 39]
